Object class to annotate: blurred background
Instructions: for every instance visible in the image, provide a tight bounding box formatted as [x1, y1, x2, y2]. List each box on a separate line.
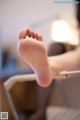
[0, 0, 80, 120]
[0, 0, 79, 72]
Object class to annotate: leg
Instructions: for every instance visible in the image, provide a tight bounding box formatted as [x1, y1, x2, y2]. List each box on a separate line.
[17, 28, 63, 87]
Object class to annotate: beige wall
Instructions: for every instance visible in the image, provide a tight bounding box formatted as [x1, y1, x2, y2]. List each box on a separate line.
[0, 0, 77, 50]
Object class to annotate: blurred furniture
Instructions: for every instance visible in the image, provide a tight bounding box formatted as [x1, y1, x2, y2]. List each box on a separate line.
[46, 107, 80, 120]
[46, 74, 80, 120]
[0, 80, 18, 120]
[1, 42, 79, 120]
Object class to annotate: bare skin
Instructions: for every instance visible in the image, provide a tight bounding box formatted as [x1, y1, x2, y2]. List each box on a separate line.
[17, 28, 54, 87]
[17, 28, 80, 87]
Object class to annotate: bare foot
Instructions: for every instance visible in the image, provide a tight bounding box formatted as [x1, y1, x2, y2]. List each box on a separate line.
[17, 28, 52, 87]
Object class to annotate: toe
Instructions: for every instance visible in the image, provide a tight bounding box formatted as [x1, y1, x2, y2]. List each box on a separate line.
[33, 32, 39, 40]
[28, 29, 34, 38]
[38, 34, 43, 41]
[19, 27, 31, 40]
